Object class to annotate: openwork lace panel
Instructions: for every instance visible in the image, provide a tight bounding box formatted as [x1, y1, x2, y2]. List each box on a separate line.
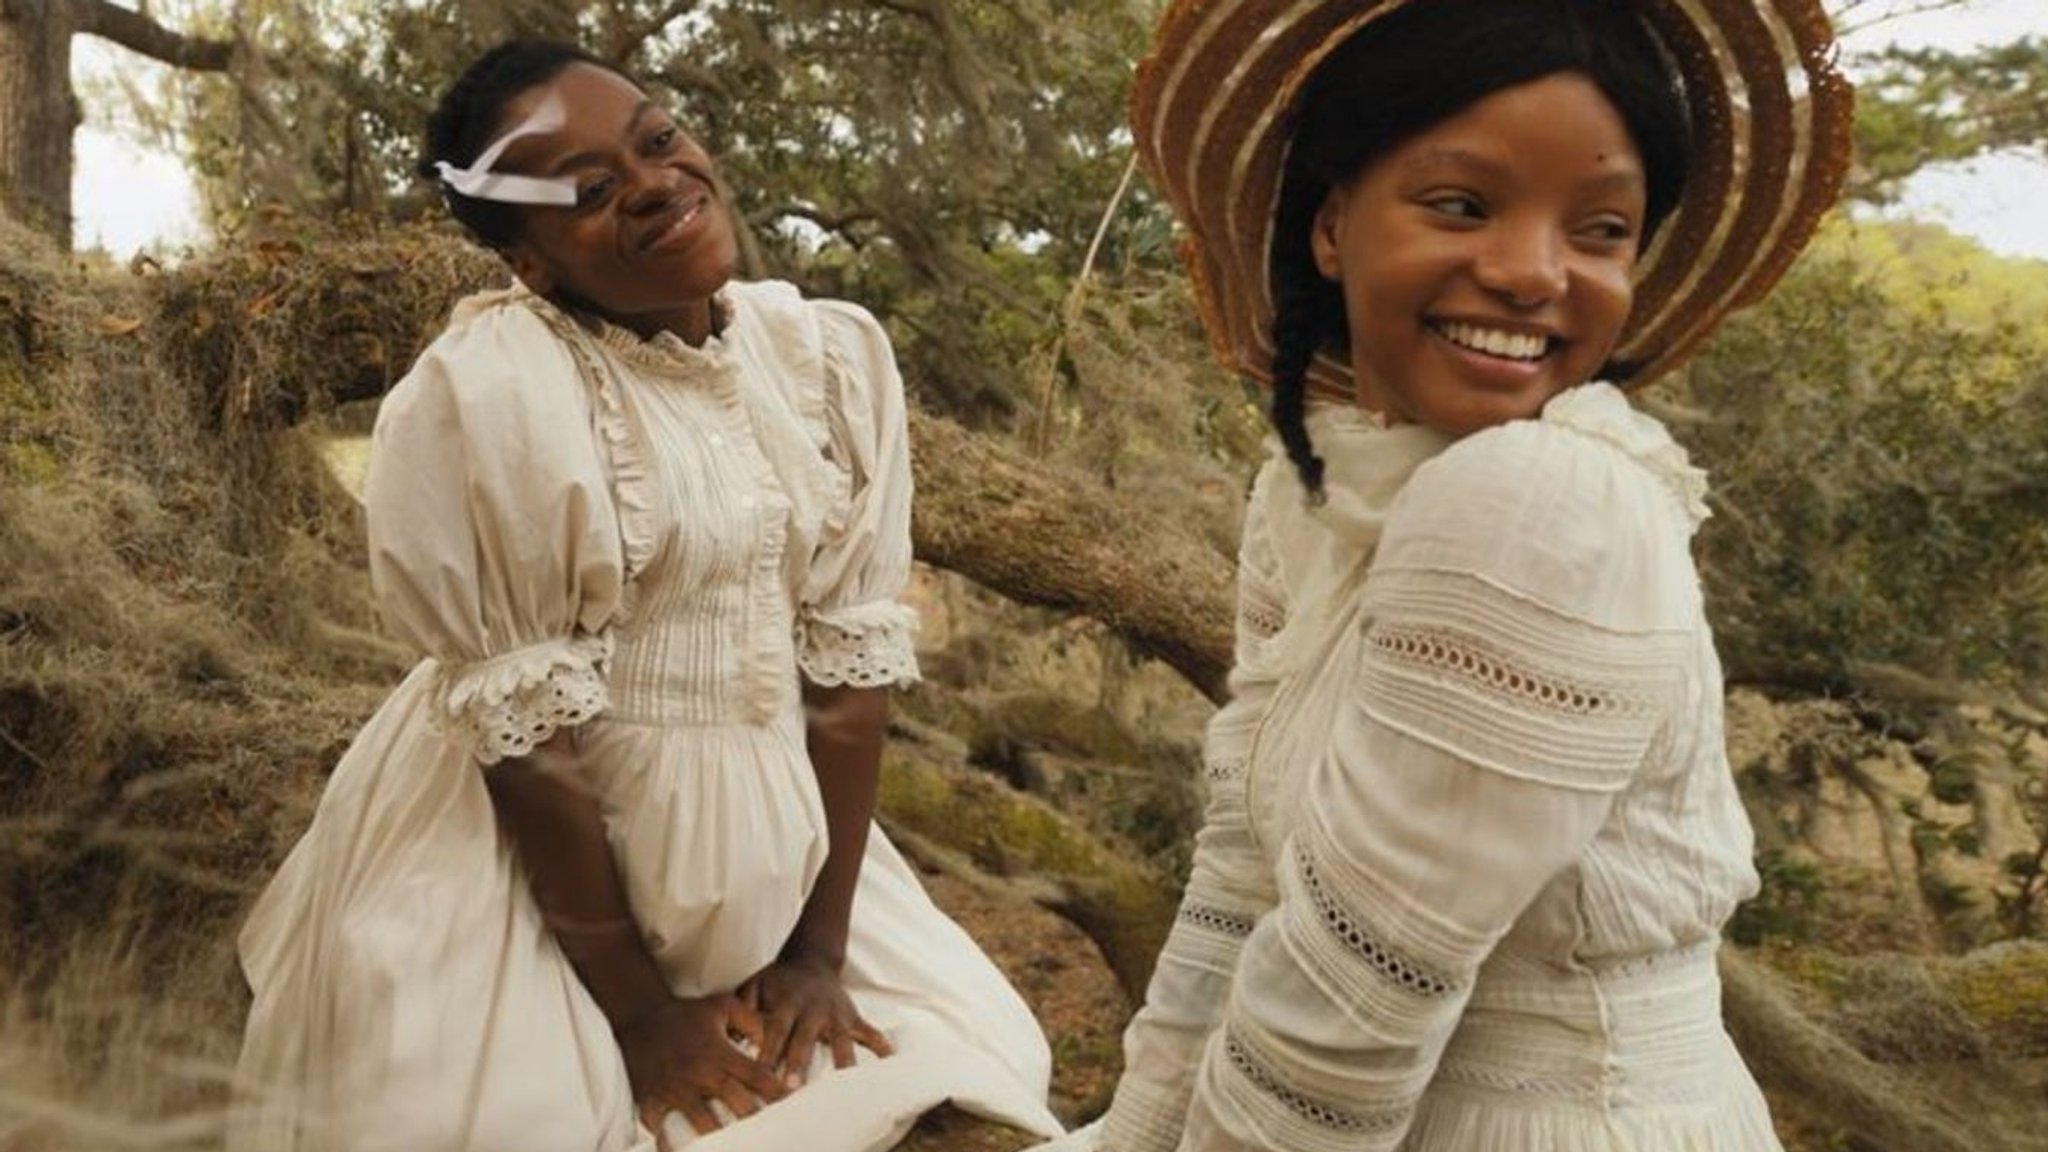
[1276, 818, 1490, 1039]
[1356, 568, 1685, 793]
[1212, 1018, 1413, 1152]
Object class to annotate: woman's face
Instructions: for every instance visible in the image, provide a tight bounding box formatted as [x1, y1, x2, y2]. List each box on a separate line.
[1311, 72, 1645, 436]
[493, 63, 740, 343]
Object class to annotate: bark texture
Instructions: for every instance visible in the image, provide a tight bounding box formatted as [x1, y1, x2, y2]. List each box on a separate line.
[0, 0, 78, 242]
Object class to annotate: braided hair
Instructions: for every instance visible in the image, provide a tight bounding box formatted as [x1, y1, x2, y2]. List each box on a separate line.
[417, 40, 631, 249]
[1265, 0, 1692, 498]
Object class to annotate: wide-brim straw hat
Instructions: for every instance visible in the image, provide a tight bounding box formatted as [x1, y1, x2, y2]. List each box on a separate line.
[1130, 0, 1855, 398]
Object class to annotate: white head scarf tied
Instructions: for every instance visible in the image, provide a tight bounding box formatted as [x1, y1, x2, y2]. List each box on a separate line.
[432, 91, 579, 206]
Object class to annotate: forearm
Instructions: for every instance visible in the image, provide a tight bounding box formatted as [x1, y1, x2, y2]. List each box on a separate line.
[789, 682, 887, 968]
[484, 733, 670, 1030]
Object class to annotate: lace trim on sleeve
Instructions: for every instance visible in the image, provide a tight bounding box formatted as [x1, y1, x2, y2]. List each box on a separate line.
[431, 633, 612, 765]
[1207, 1021, 1413, 1152]
[1276, 819, 1491, 1038]
[798, 600, 921, 689]
[1357, 568, 1682, 793]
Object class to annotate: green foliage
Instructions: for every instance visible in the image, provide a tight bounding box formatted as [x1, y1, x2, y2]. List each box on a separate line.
[1848, 36, 2048, 206]
[138, 0, 1169, 427]
[1671, 215, 2048, 692]
[1730, 846, 1828, 945]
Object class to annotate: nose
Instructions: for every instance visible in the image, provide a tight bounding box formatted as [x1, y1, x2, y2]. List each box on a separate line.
[620, 156, 679, 215]
[1475, 218, 1568, 307]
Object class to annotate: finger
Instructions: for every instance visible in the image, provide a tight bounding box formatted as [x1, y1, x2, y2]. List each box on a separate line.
[715, 1074, 764, 1122]
[784, 1011, 829, 1080]
[729, 999, 767, 1053]
[729, 1052, 793, 1103]
[852, 1018, 894, 1059]
[756, 1005, 797, 1072]
[639, 1101, 675, 1152]
[678, 1097, 722, 1136]
[830, 1026, 858, 1070]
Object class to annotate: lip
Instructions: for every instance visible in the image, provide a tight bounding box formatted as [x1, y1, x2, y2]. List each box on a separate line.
[637, 190, 712, 253]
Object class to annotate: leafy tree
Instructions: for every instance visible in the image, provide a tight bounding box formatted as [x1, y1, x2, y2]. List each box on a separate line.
[139, 0, 1161, 424]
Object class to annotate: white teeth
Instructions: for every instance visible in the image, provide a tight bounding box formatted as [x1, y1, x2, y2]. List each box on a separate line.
[1439, 322, 1548, 361]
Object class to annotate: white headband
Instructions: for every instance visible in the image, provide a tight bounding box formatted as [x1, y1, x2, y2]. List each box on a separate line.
[433, 91, 578, 206]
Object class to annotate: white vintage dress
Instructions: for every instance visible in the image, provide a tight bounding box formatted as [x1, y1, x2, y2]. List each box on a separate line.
[230, 280, 1061, 1152]
[1054, 386, 1776, 1152]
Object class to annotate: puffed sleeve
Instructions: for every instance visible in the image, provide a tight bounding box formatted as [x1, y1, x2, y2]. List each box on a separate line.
[795, 299, 920, 689]
[364, 298, 625, 765]
[1098, 459, 1293, 1152]
[1182, 419, 1699, 1152]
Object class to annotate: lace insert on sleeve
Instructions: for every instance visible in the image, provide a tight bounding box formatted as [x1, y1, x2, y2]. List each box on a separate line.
[799, 600, 920, 689]
[1357, 568, 1683, 792]
[431, 633, 612, 765]
[1209, 1021, 1412, 1152]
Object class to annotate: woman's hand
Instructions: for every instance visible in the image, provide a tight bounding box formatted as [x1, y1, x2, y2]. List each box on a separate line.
[617, 992, 790, 1143]
[740, 951, 894, 1082]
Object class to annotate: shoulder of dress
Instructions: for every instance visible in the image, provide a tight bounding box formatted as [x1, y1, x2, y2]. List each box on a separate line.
[1539, 383, 1710, 528]
[384, 290, 583, 426]
[1411, 386, 1706, 534]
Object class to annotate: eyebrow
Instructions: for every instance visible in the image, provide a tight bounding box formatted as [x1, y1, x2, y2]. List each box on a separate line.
[541, 99, 662, 177]
[1399, 146, 1646, 194]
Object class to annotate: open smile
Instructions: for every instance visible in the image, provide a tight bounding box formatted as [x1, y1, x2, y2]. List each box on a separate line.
[1429, 319, 1557, 363]
[638, 191, 712, 253]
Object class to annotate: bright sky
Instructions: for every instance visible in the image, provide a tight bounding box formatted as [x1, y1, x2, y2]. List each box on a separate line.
[69, 0, 2048, 260]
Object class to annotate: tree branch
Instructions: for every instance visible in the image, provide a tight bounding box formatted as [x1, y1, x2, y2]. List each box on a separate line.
[606, 0, 699, 62]
[73, 0, 234, 71]
[906, 410, 1235, 704]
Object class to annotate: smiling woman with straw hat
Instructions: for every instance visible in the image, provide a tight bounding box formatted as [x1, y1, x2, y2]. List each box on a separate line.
[1046, 0, 1852, 1150]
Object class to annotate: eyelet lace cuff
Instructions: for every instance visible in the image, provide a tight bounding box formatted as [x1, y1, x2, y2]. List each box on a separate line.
[431, 633, 612, 765]
[798, 601, 921, 689]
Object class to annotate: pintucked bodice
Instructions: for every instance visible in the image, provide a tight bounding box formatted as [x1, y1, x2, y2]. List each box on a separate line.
[595, 338, 809, 729]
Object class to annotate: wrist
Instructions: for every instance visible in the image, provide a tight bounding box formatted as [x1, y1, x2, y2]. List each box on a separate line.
[780, 935, 846, 972]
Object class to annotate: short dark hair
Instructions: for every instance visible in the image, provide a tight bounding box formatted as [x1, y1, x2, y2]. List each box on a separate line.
[416, 40, 633, 249]
[1266, 0, 1692, 497]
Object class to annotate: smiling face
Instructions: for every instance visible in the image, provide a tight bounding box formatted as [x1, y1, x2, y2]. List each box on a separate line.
[493, 63, 739, 343]
[1311, 72, 1646, 436]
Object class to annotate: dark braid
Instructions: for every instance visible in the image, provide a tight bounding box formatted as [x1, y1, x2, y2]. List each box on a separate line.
[1266, 157, 1346, 501]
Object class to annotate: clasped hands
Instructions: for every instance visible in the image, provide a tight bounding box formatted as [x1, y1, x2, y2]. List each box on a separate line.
[621, 951, 894, 1144]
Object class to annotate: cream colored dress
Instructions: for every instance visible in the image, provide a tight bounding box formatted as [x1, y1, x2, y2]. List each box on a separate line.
[1052, 386, 1775, 1152]
[230, 280, 1061, 1152]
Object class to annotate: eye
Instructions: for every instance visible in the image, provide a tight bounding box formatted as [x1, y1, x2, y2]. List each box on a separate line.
[1575, 215, 1638, 248]
[574, 174, 616, 210]
[1422, 192, 1486, 222]
[649, 126, 680, 152]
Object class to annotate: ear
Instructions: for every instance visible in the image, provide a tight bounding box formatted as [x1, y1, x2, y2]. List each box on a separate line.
[1310, 189, 1346, 282]
[502, 241, 556, 298]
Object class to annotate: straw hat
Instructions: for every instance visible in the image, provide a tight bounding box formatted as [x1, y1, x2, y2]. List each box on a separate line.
[1129, 0, 1854, 397]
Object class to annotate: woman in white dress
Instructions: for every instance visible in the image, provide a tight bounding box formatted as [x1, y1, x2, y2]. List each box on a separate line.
[1053, 0, 1853, 1150]
[230, 39, 1060, 1152]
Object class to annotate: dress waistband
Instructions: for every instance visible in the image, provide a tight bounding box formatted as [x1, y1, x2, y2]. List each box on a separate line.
[1435, 941, 1740, 1109]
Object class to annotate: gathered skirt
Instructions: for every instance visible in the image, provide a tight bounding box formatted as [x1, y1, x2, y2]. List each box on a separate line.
[231, 662, 1062, 1152]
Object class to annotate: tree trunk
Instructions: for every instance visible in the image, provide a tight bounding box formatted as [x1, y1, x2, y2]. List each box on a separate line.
[0, 0, 79, 245]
